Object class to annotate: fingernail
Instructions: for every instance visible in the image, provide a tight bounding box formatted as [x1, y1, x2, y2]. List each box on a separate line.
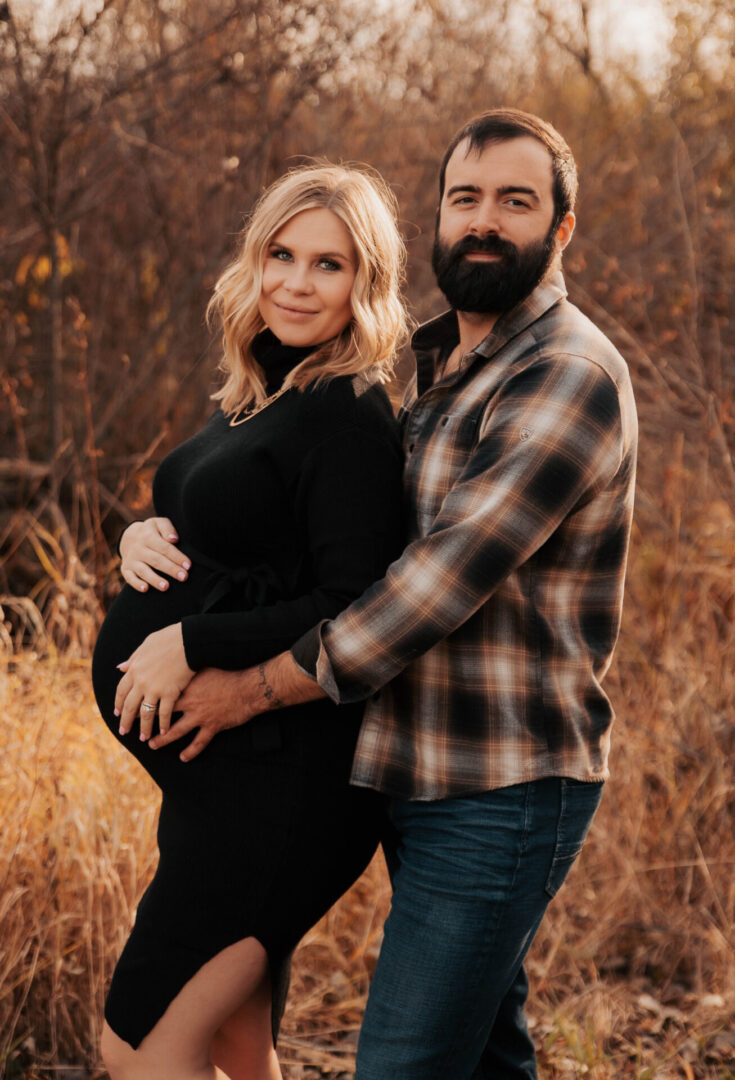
[182, 560, 191, 570]
[168, 533, 178, 541]
[158, 580, 167, 589]
[119, 725, 126, 735]
[140, 732, 148, 742]
[116, 664, 124, 671]
[114, 708, 120, 716]
[177, 571, 187, 581]
[139, 584, 148, 591]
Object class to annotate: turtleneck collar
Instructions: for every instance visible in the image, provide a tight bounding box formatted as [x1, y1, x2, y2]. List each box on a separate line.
[252, 328, 316, 393]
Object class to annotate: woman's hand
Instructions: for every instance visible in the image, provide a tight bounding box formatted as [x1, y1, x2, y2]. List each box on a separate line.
[120, 517, 191, 592]
[115, 623, 195, 740]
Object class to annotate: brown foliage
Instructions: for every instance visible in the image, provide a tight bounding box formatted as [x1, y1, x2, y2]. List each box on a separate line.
[1, 0, 735, 1076]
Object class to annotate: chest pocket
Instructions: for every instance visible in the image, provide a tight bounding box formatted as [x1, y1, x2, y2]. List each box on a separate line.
[411, 412, 481, 531]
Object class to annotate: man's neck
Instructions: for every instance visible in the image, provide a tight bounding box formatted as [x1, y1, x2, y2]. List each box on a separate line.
[456, 310, 499, 355]
[441, 311, 498, 377]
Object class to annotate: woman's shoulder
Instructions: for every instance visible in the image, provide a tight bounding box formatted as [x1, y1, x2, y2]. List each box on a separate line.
[291, 375, 404, 499]
[296, 372, 399, 438]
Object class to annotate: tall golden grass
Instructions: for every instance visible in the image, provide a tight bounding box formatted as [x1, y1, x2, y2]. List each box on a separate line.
[2, 486, 735, 1079]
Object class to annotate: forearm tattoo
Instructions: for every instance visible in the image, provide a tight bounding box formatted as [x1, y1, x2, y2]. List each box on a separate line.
[257, 662, 285, 711]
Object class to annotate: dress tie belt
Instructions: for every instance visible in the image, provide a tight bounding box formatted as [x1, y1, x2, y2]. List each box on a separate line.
[182, 543, 298, 753]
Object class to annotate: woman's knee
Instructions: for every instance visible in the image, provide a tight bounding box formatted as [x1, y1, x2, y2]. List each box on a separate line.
[100, 1022, 138, 1079]
[210, 976, 280, 1080]
[102, 938, 273, 1079]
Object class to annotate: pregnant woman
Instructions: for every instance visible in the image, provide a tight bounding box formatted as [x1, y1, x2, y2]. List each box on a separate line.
[91, 164, 407, 1080]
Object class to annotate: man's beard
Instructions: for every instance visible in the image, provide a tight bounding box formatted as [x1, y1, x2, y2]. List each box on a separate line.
[431, 224, 557, 315]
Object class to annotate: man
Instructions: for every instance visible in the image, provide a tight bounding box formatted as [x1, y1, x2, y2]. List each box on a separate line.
[150, 109, 638, 1078]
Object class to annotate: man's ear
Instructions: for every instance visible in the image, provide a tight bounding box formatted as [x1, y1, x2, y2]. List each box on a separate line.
[556, 211, 576, 251]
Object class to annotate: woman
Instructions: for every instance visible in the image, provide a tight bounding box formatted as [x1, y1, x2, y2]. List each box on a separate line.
[91, 164, 407, 1080]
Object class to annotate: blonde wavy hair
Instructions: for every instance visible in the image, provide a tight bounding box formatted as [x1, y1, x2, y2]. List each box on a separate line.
[208, 163, 409, 416]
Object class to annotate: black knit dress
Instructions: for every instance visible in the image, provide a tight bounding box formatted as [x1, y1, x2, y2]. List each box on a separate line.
[92, 332, 404, 1048]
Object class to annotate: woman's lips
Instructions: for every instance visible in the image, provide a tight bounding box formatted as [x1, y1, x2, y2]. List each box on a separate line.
[275, 302, 319, 316]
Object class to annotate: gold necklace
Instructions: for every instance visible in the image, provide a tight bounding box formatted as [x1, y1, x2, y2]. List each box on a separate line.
[228, 384, 291, 427]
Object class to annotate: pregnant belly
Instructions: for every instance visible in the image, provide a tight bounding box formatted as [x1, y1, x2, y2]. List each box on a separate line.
[92, 576, 203, 726]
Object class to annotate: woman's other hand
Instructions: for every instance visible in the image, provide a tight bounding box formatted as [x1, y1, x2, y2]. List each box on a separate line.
[115, 623, 195, 739]
[120, 517, 191, 592]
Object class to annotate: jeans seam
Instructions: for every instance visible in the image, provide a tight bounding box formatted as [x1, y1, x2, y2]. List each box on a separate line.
[544, 777, 565, 898]
[544, 779, 603, 899]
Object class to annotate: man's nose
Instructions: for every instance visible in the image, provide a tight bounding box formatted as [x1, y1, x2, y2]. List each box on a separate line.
[468, 201, 501, 237]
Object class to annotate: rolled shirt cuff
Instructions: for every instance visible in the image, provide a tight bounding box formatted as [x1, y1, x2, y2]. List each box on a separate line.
[291, 621, 341, 702]
[290, 623, 321, 676]
[291, 619, 380, 705]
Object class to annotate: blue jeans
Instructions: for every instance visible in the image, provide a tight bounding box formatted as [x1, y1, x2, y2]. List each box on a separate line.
[356, 777, 603, 1080]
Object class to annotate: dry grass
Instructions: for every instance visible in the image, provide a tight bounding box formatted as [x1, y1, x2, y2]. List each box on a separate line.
[0, 654, 158, 1078]
[1, 489, 735, 1079]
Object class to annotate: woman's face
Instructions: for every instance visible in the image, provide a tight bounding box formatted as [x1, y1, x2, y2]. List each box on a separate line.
[258, 208, 357, 347]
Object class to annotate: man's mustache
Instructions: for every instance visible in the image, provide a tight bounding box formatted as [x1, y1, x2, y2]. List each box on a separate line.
[447, 234, 518, 261]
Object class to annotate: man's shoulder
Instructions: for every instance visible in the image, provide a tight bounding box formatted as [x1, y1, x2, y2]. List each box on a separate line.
[530, 295, 631, 390]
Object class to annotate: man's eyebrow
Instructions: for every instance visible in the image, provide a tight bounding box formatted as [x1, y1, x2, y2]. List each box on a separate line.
[445, 183, 542, 204]
[496, 185, 541, 203]
[446, 184, 482, 198]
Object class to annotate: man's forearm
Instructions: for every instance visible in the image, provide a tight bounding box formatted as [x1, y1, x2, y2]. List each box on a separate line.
[151, 651, 327, 761]
[251, 651, 326, 714]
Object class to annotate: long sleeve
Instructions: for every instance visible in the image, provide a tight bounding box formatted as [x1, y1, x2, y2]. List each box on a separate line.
[180, 423, 403, 670]
[292, 351, 628, 702]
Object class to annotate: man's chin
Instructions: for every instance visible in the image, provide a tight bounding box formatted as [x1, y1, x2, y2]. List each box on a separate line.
[438, 287, 513, 315]
[455, 306, 501, 317]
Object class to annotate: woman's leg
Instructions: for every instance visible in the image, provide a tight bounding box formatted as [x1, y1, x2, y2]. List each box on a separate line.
[101, 936, 282, 1080]
[210, 974, 281, 1080]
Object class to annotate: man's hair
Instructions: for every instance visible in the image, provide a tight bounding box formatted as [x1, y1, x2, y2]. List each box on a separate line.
[208, 163, 409, 417]
[438, 109, 579, 229]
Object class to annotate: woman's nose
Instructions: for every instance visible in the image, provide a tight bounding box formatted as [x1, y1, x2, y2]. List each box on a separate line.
[285, 261, 314, 292]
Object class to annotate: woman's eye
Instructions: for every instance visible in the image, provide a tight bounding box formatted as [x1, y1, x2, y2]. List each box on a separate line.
[269, 248, 291, 261]
[318, 258, 341, 271]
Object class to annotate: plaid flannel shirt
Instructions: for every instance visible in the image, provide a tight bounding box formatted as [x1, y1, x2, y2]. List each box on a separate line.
[292, 272, 638, 800]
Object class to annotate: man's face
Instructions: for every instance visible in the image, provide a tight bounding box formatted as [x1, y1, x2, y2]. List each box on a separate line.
[432, 136, 574, 315]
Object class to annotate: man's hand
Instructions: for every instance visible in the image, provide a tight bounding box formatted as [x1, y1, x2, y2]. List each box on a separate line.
[148, 652, 325, 762]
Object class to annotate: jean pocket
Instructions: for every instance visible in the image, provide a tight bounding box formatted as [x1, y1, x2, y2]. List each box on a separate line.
[544, 779, 603, 899]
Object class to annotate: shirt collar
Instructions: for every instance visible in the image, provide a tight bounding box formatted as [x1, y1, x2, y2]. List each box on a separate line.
[411, 270, 568, 393]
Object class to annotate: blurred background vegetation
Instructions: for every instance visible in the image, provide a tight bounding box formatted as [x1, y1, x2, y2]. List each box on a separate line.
[1, 0, 734, 1076]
